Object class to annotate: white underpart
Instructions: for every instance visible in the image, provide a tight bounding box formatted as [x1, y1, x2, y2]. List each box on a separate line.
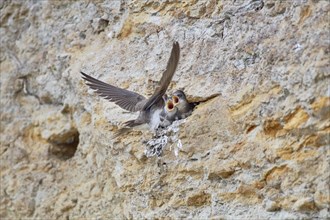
[167, 108, 177, 117]
[175, 100, 186, 112]
[149, 109, 162, 130]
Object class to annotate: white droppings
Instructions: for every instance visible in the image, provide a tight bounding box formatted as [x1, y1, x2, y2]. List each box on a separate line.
[144, 119, 186, 157]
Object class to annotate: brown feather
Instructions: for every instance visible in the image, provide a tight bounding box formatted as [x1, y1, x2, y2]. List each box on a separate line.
[142, 42, 180, 111]
[81, 71, 146, 112]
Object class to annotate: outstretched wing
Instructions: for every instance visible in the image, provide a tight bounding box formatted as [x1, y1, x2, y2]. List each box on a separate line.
[142, 41, 180, 111]
[81, 71, 146, 112]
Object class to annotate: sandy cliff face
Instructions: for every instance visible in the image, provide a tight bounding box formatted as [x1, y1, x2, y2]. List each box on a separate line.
[1, 0, 329, 219]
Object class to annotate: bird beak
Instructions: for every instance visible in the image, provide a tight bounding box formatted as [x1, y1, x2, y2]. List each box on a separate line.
[162, 94, 168, 102]
[166, 100, 175, 111]
[172, 95, 179, 105]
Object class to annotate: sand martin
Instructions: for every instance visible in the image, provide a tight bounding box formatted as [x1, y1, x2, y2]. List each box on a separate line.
[172, 90, 197, 119]
[81, 42, 180, 131]
[160, 98, 179, 127]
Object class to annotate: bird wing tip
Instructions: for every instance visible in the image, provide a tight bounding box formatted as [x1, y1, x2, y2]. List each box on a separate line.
[80, 71, 89, 78]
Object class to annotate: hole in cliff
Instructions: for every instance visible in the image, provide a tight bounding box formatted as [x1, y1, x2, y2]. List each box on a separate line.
[49, 130, 79, 161]
[177, 92, 220, 119]
[187, 93, 220, 106]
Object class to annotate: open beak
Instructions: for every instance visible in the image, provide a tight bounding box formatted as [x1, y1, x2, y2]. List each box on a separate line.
[166, 100, 175, 112]
[172, 95, 179, 105]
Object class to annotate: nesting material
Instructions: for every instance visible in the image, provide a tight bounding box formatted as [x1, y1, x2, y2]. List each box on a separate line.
[144, 119, 185, 157]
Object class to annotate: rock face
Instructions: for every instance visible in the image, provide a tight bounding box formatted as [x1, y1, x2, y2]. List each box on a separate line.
[1, 0, 329, 219]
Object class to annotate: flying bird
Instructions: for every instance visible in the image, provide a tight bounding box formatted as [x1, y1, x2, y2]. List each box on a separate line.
[81, 42, 180, 131]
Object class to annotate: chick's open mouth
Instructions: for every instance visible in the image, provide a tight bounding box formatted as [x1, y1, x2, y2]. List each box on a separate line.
[166, 100, 175, 111]
[172, 96, 179, 104]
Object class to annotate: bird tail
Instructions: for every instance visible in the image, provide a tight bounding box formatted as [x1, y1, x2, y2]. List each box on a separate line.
[123, 120, 142, 128]
[112, 120, 143, 138]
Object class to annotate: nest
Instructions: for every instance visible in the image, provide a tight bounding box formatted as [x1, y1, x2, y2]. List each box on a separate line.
[144, 119, 185, 157]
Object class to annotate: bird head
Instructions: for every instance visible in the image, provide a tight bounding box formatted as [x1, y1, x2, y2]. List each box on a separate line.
[172, 90, 186, 106]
